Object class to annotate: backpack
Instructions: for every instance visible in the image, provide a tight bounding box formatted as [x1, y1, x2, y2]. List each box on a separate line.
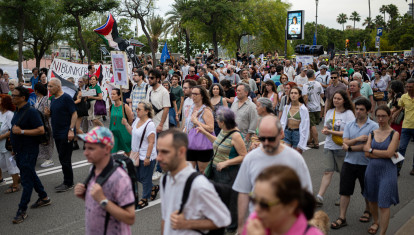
[84, 153, 139, 235]
[36, 110, 51, 146]
[162, 172, 231, 235]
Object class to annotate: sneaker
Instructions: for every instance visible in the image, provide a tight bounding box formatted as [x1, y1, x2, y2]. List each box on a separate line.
[152, 171, 162, 181]
[335, 198, 340, 206]
[0, 178, 5, 186]
[40, 160, 54, 168]
[73, 141, 80, 150]
[12, 210, 27, 224]
[315, 196, 323, 207]
[30, 197, 51, 209]
[55, 184, 74, 192]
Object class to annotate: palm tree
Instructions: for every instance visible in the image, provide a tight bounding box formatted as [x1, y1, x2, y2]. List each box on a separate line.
[362, 17, 374, 30]
[146, 15, 167, 54]
[385, 4, 399, 21]
[379, 5, 388, 22]
[368, 0, 371, 19]
[336, 13, 348, 31]
[349, 11, 361, 29]
[166, 0, 191, 60]
[374, 15, 385, 27]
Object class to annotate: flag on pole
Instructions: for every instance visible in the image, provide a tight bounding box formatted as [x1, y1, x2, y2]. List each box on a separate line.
[94, 64, 104, 85]
[160, 42, 170, 63]
[51, 71, 77, 97]
[94, 13, 121, 50]
[313, 33, 317, 45]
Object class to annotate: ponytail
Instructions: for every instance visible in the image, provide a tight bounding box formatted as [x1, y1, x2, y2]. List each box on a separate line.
[298, 190, 316, 220]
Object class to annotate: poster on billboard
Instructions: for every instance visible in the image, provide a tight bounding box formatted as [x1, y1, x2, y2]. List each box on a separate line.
[287, 10, 304, 40]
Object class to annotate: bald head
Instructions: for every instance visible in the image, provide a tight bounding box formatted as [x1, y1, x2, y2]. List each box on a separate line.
[259, 116, 282, 135]
[49, 78, 62, 87]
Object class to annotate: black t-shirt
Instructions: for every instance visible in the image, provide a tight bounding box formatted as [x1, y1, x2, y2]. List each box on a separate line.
[169, 93, 176, 107]
[10, 103, 43, 154]
[50, 93, 77, 139]
[225, 88, 236, 99]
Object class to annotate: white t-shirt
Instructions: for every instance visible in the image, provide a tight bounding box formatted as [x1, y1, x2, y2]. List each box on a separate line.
[131, 119, 157, 160]
[316, 73, 330, 91]
[146, 85, 171, 131]
[263, 73, 271, 82]
[302, 81, 323, 112]
[181, 97, 193, 127]
[181, 65, 190, 78]
[381, 74, 391, 84]
[324, 109, 355, 150]
[0, 111, 13, 153]
[294, 74, 308, 90]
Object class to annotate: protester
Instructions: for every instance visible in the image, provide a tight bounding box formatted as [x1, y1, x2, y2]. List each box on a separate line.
[371, 71, 388, 109]
[46, 78, 77, 192]
[220, 79, 236, 107]
[183, 85, 214, 173]
[243, 165, 323, 235]
[233, 115, 313, 234]
[316, 90, 355, 207]
[280, 87, 310, 153]
[209, 83, 228, 136]
[33, 83, 54, 168]
[23, 67, 39, 89]
[225, 66, 241, 86]
[158, 129, 231, 234]
[262, 80, 278, 110]
[294, 67, 308, 91]
[363, 105, 399, 235]
[146, 69, 170, 134]
[130, 70, 148, 118]
[74, 126, 135, 235]
[388, 80, 405, 137]
[354, 72, 374, 113]
[8, 79, 18, 96]
[10, 86, 50, 224]
[181, 79, 196, 128]
[303, 70, 324, 149]
[162, 80, 179, 128]
[330, 98, 378, 230]
[87, 75, 104, 127]
[0, 94, 20, 193]
[109, 88, 133, 154]
[72, 79, 89, 150]
[122, 102, 157, 209]
[278, 82, 296, 117]
[196, 107, 247, 232]
[324, 71, 347, 116]
[170, 74, 184, 123]
[185, 66, 199, 81]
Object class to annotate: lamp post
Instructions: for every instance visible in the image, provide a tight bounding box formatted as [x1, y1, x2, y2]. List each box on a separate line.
[315, 0, 319, 45]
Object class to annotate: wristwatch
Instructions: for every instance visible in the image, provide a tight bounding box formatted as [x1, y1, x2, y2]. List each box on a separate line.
[369, 148, 373, 153]
[348, 146, 352, 152]
[100, 199, 109, 208]
[20, 130, 24, 135]
[69, 128, 74, 132]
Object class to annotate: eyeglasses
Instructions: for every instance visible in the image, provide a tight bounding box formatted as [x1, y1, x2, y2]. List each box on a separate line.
[189, 71, 195, 73]
[11, 94, 21, 98]
[249, 192, 280, 211]
[331, 76, 338, 79]
[258, 136, 277, 142]
[148, 76, 155, 80]
[192, 93, 200, 96]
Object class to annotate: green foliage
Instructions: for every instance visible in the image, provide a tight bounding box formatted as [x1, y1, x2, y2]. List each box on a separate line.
[349, 11, 361, 30]
[336, 13, 348, 31]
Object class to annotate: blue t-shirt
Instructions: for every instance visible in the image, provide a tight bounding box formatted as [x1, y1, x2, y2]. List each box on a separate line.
[343, 118, 379, 165]
[50, 93, 76, 139]
[271, 75, 280, 84]
[10, 103, 43, 154]
[30, 76, 39, 89]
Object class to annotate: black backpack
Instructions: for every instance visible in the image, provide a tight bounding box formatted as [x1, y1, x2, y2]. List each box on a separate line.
[84, 153, 139, 235]
[36, 110, 50, 146]
[162, 172, 231, 235]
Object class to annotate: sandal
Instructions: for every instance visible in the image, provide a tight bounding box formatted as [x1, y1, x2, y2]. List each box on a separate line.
[359, 210, 372, 223]
[137, 199, 148, 209]
[150, 185, 160, 201]
[5, 186, 20, 194]
[331, 217, 347, 229]
[368, 223, 379, 235]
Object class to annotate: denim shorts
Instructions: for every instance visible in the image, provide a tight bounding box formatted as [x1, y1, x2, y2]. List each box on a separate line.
[283, 128, 300, 148]
[323, 148, 346, 173]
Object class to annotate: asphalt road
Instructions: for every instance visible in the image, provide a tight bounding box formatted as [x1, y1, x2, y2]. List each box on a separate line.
[1, 121, 413, 235]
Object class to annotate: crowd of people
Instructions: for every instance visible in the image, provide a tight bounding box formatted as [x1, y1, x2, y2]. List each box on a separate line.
[0, 51, 413, 235]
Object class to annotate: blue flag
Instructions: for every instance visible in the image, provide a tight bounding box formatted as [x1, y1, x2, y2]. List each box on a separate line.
[160, 42, 170, 63]
[313, 33, 317, 45]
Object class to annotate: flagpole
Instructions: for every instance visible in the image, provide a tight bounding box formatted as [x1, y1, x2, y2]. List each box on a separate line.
[120, 85, 124, 119]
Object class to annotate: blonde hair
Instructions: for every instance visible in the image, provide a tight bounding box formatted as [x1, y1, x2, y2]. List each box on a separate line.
[139, 101, 154, 118]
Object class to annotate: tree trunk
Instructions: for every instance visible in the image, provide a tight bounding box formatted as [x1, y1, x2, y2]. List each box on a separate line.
[18, 10, 25, 83]
[184, 28, 190, 61]
[368, 0, 371, 19]
[212, 30, 218, 59]
[74, 15, 91, 64]
[137, 15, 157, 67]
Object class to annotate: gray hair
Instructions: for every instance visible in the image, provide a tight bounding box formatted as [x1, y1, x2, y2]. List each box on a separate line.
[138, 101, 155, 119]
[216, 107, 237, 129]
[237, 82, 250, 94]
[306, 69, 315, 79]
[257, 97, 274, 114]
[353, 72, 362, 80]
[8, 79, 18, 87]
[50, 78, 62, 87]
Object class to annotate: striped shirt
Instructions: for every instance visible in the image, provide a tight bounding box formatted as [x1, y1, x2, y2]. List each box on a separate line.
[131, 82, 148, 115]
[212, 130, 242, 165]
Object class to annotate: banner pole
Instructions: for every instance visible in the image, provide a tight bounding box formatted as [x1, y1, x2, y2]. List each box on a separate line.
[120, 85, 124, 118]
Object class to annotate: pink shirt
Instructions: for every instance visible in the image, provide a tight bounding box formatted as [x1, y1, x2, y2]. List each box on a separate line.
[85, 167, 135, 235]
[242, 212, 323, 235]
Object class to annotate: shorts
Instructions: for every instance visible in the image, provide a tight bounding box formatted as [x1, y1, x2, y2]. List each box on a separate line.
[0, 151, 20, 175]
[283, 128, 300, 148]
[187, 149, 213, 162]
[339, 162, 367, 196]
[309, 112, 320, 127]
[323, 148, 346, 173]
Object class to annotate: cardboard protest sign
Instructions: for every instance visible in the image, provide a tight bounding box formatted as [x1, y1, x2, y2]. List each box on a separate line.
[111, 51, 129, 86]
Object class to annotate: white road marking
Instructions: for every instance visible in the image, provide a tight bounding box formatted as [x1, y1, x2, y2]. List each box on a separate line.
[303, 141, 326, 150]
[135, 199, 161, 213]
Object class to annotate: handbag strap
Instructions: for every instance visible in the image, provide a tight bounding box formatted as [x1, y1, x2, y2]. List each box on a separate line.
[332, 109, 335, 130]
[210, 130, 238, 165]
[139, 121, 151, 149]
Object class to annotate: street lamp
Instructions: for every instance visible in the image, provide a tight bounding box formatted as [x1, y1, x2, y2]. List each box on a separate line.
[315, 0, 319, 45]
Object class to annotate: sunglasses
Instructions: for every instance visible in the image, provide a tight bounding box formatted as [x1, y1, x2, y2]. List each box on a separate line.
[258, 136, 277, 142]
[148, 76, 155, 80]
[249, 193, 280, 211]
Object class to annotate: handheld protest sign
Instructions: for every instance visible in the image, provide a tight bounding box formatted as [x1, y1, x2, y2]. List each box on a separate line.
[111, 51, 129, 118]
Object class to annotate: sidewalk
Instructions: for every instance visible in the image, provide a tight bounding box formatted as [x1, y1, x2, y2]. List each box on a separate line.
[389, 198, 414, 234]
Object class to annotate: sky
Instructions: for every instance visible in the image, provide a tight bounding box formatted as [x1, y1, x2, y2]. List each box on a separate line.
[152, 0, 410, 30]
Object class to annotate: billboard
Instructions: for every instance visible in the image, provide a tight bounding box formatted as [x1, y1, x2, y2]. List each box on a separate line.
[287, 10, 304, 40]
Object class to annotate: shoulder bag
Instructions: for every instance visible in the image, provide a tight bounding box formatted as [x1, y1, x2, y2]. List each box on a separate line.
[373, 82, 385, 101]
[331, 109, 343, 146]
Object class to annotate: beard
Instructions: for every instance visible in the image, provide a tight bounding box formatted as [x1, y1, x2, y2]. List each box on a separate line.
[262, 141, 280, 155]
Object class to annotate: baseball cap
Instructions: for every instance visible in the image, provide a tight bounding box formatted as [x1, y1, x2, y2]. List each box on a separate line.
[78, 126, 114, 147]
[320, 65, 328, 70]
[301, 67, 308, 72]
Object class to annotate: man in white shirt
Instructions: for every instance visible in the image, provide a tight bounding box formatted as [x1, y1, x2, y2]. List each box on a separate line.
[145, 69, 171, 133]
[263, 65, 276, 82]
[283, 60, 296, 82]
[158, 129, 231, 235]
[181, 60, 190, 78]
[181, 79, 196, 129]
[232, 116, 312, 234]
[294, 67, 308, 90]
[316, 65, 331, 90]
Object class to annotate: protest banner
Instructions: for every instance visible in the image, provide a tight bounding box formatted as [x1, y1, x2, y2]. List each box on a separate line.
[81, 89, 97, 97]
[295, 55, 314, 67]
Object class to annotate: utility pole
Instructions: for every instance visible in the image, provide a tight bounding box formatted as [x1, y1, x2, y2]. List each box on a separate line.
[315, 0, 319, 44]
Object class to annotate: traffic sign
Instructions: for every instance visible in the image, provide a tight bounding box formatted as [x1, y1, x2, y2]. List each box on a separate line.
[375, 36, 380, 49]
[377, 27, 383, 37]
[357, 42, 361, 48]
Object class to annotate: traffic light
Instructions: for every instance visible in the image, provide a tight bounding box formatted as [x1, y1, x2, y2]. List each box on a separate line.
[345, 39, 350, 49]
